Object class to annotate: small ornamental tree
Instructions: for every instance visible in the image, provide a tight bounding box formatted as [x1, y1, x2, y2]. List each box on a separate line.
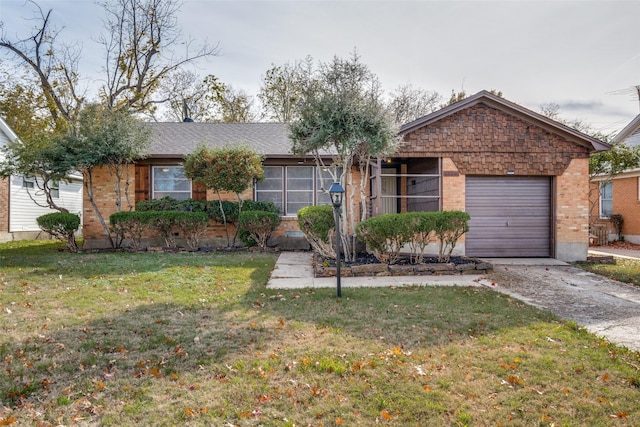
[36, 212, 81, 252]
[289, 51, 397, 261]
[62, 104, 150, 248]
[184, 146, 263, 247]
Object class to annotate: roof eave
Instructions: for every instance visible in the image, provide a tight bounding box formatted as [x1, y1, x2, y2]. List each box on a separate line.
[399, 90, 611, 152]
[613, 114, 640, 144]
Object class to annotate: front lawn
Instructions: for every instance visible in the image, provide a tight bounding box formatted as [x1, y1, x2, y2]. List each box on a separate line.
[1, 240, 639, 426]
[578, 257, 640, 287]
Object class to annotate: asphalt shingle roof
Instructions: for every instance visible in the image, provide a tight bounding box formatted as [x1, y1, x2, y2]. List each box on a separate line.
[146, 122, 294, 157]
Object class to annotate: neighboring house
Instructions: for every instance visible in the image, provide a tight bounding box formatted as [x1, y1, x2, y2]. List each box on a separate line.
[590, 114, 640, 244]
[82, 91, 608, 261]
[0, 117, 83, 243]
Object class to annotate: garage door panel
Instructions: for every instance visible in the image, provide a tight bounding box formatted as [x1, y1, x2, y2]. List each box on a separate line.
[466, 176, 551, 257]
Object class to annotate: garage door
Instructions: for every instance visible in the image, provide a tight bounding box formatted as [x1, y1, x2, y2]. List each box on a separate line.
[465, 176, 551, 257]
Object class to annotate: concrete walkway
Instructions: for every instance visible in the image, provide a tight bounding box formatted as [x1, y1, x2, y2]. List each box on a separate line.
[589, 246, 640, 261]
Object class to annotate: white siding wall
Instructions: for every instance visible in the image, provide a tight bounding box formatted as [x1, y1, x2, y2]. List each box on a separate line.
[9, 175, 83, 232]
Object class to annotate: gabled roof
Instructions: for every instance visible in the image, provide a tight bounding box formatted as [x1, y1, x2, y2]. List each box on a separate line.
[0, 116, 19, 145]
[612, 114, 640, 146]
[146, 122, 294, 158]
[399, 90, 611, 152]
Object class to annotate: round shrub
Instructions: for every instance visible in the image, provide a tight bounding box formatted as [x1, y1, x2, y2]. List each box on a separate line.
[37, 212, 81, 252]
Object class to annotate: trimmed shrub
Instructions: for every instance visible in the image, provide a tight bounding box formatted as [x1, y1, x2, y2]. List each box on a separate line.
[433, 210, 470, 262]
[355, 213, 413, 264]
[355, 210, 470, 264]
[174, 212, 209, 249]
[238, 211, 281, 249]
[37, 212, 81, 252]
[237, 201, 281, 246]
[298, 205, 336, 259]
[110, 211, 149, 250]
[405, 212, 437, 264]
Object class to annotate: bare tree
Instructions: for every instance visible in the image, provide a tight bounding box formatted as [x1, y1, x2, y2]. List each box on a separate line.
[98, 0, 219, 113]
[155, 71, 226, 122]
[0, 0, 85, 132]
[258, 56, 314, 123]
[387, 84, 441, 125]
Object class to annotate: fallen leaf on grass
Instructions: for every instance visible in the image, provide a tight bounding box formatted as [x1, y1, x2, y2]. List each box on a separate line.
[380, 410, 392, 421]
[0, 417, 17, 426]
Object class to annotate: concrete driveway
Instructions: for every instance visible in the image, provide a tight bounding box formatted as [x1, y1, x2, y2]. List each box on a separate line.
[481, 259, 640, 352]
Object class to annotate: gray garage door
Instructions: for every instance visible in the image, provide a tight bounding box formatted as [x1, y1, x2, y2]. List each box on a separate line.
[465, 176, 551, 257]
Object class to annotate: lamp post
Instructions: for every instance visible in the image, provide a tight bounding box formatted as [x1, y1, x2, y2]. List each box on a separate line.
[328, 182, 345, 298]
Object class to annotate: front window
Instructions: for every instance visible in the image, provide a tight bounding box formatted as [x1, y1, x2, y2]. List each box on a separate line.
[255, 165, 340, 216]
[50, 181, 60, 199]
[600, 181, 613, 218]
[22, 175, 35, 189]
[153, 166, 191, 200]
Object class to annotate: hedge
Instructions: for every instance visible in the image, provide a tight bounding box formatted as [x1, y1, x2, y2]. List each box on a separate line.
[110, 210, 208, 249]
[238, 210, 281, 249]
[355, 211, 470, 264]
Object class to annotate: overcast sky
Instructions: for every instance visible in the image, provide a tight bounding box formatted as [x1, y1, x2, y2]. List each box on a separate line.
[1, 0, 639, 134]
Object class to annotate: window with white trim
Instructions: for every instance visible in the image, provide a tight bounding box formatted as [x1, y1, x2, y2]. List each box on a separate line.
[50, 181, 60, 199]
[22, 175, 35, 189]
[152, 166, 191, 200]
[255, 166, 342, 216]
[600, 181, 613, 218]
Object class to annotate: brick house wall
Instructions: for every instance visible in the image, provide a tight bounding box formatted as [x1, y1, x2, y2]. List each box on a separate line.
[0, 177, 8, 233]
[555, 158, 590, 259]
[83, 162, 365, 249]
[613, 176, 640, 242]
[399, 103, 592, 261]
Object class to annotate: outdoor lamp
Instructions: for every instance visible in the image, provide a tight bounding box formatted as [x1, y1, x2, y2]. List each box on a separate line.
[329, 182, 344, 208]
[328, 182, 345, 297]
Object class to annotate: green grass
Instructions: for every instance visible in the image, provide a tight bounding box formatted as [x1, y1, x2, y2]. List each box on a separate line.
[1, 240, 639, 426]
[577, 257, 640, 287]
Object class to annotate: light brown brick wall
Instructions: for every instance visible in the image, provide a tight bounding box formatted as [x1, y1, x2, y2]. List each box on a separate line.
[0, 177, 8, 233]
[83, 164, 366, 243]
[613, 175, 640, 236]
[556, 158, 589, 244]
[398, 103, 590, 176]
[441, 158, 465, 211]
[83, 165, 137, 239]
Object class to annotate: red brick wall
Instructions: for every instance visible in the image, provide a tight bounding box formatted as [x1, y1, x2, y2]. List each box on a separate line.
[613, 175, 640, 237]
[0, 177, 8, 233]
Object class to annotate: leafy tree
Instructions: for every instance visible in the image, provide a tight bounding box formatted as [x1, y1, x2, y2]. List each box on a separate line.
[387, 84, 441, 125]
[289, 51, 397, 261]
[155, 71, 226, 122]
[258, 57, 314, 122]
[538, 102, 640, 218]
[0, 131, 74, 213]
[63, 104, 150, 248]
[184, 146, 263, 246]
[216, 85, 256, 123]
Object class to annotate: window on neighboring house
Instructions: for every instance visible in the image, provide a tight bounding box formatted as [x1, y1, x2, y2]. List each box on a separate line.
[50, 181, 60, 198]
[22, 175, 35, 189]
[152, 166, 191, 200]
[600, 181, 613, 218]
[255, 165, 342, 216]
